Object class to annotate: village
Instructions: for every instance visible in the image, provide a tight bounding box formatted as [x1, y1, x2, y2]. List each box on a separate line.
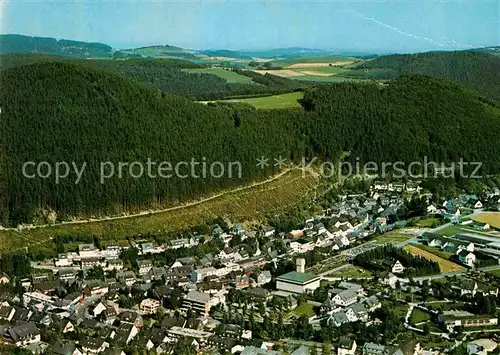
[1, 181, 500, 355]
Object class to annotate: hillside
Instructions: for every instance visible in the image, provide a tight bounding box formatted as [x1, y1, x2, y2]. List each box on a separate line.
[356, 51, 500, 101]
[301, 75, 500, 171]
[2, 62, 500, 226]
[0, 62, 307, 226]
[0, 53, 308, 100]
[0, 34, 114, 58]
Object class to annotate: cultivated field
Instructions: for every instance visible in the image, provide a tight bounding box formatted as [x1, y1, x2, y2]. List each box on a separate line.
[404, 245, 464, 273]
[220, 92, 304, 109]
[183, 68, 255, 84]
[254, 69, 305, 77]
[474, 212, 500, 229]
[0, 168, 320, 253]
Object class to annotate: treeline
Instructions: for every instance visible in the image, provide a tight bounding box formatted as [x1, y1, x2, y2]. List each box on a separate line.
[301, 75, 500, 173]
[358, 51, 500, 102]
[354, 245, 440, 276]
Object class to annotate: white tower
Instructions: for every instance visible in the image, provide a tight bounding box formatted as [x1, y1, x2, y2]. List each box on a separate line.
[296, 258, 306, 273]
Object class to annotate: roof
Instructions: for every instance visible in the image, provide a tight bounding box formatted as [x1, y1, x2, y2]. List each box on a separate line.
[8, 322, 40, 341]
[276, 271, 318, 285]
[332, 311, 348, 324]
[338, 337, 354, 349]
[52, 341, 77, 355]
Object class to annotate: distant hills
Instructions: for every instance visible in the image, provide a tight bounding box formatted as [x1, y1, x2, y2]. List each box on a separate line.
[0, 34, 371, 60]
[0, 34, 114, 58]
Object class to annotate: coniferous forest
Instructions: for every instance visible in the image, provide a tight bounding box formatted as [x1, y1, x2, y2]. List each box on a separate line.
[358, 51, 500, 102]
[1, 56, 500, 227]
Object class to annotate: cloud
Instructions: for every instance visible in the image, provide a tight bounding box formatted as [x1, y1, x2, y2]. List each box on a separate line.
[354, 10, 475, 49]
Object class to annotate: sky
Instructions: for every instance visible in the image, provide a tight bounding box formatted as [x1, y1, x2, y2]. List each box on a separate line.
[1, 0, 499, 53]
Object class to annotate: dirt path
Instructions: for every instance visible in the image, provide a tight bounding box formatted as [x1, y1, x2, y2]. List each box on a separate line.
[3, 167, 298, 232]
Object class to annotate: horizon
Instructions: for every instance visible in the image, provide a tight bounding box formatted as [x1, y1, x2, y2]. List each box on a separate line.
[1, 1, 498, 53]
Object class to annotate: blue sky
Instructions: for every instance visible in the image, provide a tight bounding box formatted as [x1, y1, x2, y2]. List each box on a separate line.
[1, 0, 498, 53]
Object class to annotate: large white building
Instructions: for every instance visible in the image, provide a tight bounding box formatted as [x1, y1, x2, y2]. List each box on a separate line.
[276, 271, 320, 294]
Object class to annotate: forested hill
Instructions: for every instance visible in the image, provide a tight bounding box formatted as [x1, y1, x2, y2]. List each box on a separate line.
[357, 51, 500, 102]
[2, 62, 500, 226]
[302, 75, 500, 170]
[0, 34, 114, 58]
[0, 62, 307, 226]
[0, 53, 307, 100]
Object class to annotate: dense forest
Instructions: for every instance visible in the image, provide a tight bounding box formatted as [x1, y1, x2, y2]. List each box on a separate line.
[354, 245, 440, 276]
[0, 62, 307, 226]
[357, 51, 500, 102]
[1, 60, 500, 226]
[301, 75, 500, 171]
[0, 54, 307, 100]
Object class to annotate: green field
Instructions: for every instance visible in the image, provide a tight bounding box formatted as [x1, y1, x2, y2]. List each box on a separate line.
[271, 56, 359, 67]
[415, 244, 453, 260]
[183, 68, 255, 84]
[0, 168, 319, 253]
[486, 269, 500, 277]
[411, 309, 431, 324]
[372, 230, 416, 245]
[414, 217, 443, 228]
[220, 92, 304, 109]
[290, 303, 315, 318]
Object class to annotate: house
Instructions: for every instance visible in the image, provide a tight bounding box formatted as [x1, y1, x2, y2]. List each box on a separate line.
[81, 257, 104, 269]
[57, 319, 75, 333]
[0, 305, 15, 322]
[461, 279, 479, 297]
[458, 250, 476, 267]
[191, 267, 217, 282]
[181, 291, 213, 316]
[330, 311, 349, 327]
[78, 244, 100, 258]
[391, 260, 405, 274]
[338, 337, 357, 355]
[80, 337, 108, 354]
[6, 322, 41, 346]
[257, 271, 272, 286]
[140, 298, 160, 314]
[332, 290, 357, 307]
[0, 273, 11, 284]
[346, 303, 368, 322]
[58, 268, 78, 282]
[466, 339, 497, 355]
[84, 280, 108, 296]
[112, 323, 140, 346]
[106, 259, 124, 271]
[137, 259, 153, 275]
[91, 301, 108, 317]
[444, 313, 498, 329]
[363, 342, 388, 355]
[235, 274, 251, 288]
[379, 272, 398, 289]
